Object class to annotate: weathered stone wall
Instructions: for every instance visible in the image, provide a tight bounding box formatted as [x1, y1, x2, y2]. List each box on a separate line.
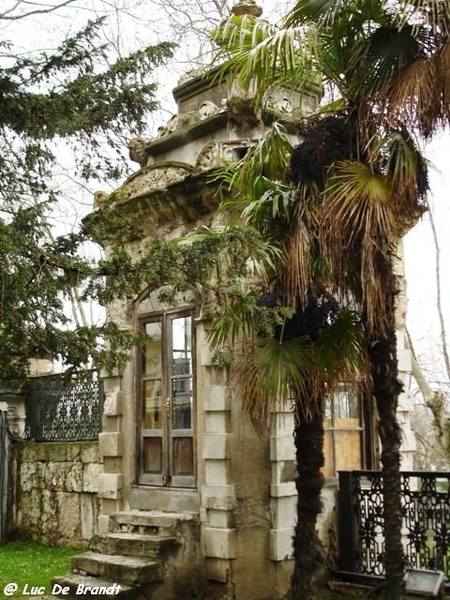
[8, 441, 102, 547]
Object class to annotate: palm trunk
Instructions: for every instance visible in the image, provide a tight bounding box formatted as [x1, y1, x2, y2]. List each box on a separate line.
[367, 273, 405, 599]
[291, 403, 326, 599]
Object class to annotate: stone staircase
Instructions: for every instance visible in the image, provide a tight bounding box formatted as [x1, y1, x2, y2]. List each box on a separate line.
[52, 511, 200, 599]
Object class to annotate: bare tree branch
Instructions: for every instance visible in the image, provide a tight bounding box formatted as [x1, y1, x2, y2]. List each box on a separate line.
[427, 198, 450, 380]
[0, 0, 77, 21]
[406, 327, 450, 458]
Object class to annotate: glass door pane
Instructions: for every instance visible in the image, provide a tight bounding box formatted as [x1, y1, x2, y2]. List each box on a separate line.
[170, 315, 194, 486]
[172, 378, 192, 429]
[140, 319, 165, 485]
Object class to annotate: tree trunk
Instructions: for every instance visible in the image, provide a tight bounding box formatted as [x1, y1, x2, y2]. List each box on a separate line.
[368, 282, 405, 599]
[291, 404, 326, 599]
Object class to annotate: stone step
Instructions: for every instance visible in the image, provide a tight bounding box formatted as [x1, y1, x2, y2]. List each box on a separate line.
[71, 552, 162, 585]
[51, 574, 134, 600]
[90, 532, 179, 558]
[112, 510, 195, 537]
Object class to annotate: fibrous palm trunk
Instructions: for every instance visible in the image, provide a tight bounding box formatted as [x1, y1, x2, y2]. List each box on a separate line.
[291, 403, 326, 599]
[367, 262, 405, 599]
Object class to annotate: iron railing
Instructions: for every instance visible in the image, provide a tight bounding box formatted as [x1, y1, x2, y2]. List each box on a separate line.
[338, 470, 450, 581]
[25, 370, 103, 442]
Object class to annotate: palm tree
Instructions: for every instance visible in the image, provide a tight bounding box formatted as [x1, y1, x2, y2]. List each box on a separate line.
[209, 1, 450, 597]
[189, 126, 364, 598]
[201, 233, 366, 600]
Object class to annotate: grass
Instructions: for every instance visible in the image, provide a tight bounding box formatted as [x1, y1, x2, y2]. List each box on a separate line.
[0, 541, 86, 597]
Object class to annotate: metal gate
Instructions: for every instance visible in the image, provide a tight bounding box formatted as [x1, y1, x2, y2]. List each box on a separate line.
[0, 406, 8, 542]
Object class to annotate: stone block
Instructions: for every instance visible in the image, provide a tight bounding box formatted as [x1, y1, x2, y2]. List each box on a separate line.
[202, 527, 236, 559]
[103, 391, 122, 416]
[205, 411, 229, 433]
[66, 463, 84, 492]
[20, 462, 39, 492]
[199, 341, 213, 367]
[270, 528, 294, 561]
[270, 435, 295, 461]
[270, 495, 297, 530]
[80, 494, 95, 540]
[205, 460, 229, 485]
[99, 432, 123, 457]
[398, 348, 412, 372]
[98, 514, 110, 534]
[207, 509, 233, 529]
[83, 462, 103, 493]
[203, 386, 229, 412]
[80, 443, 100, 464]
[205, 558, 230, 583]
[270, 482, 296, 498]
[202, 485, 236, 510]
[56, 491, 81, 540]
[203, 433, 229, 459]
[98, 473, 123, 500]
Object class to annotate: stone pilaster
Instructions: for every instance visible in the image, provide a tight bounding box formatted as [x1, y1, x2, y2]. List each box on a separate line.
[201, 384, 236, 582]
[269, 405, 296, 561]
[97, 374, 124, 531]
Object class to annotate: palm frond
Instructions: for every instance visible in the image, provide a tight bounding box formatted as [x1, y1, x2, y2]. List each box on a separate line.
[316, 308, 366, 386]
[211, 16, 321, 107]
[320, 160, 398, 334]
[371, 131, 429, 226]
[323, 160, 393, 245]
[348, 24, 423, 98]
[379, 55, 438, 136]
[284, 0, 363, 28]
[207, 286, 258, 348]
[394, 0, 450, 39]
[284, 217, 312, 306]
[234, 336, 313, 430]
[217, 122, 295, 214]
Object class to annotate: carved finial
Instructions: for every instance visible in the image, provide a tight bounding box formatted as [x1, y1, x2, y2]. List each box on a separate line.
[231, 0, 262, 17]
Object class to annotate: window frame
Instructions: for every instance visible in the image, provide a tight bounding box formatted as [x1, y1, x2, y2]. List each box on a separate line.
[136, 306, 196, 488]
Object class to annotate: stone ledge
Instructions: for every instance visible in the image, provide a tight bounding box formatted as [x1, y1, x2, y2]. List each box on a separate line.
[270, 482, 296, 498]
[202, 527, 236, 559]
[203, 433, 230, 459]
[203, 386, 230, 412]
[99, 432, 123, 458]
[98, 474, 123, 500]
[270, 528, 294, 561]
[270, 435, 295, 461]
[201, 484, 237, 511]
[103, 391, 122, 416]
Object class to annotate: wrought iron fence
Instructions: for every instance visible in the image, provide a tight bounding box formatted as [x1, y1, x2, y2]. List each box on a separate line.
[0, 409, 7, 541]
[25, 370, 103, 442]
[338, 470, 450, 580]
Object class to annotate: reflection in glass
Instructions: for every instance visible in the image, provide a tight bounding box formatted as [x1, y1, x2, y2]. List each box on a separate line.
[173, 437, 194, 475]
[172, 378, 192, 429]
[144, 321, 162, 377]
[172, 316, 192, 375]
[144, 380, 162, 429]
[143, 437, 162, 473]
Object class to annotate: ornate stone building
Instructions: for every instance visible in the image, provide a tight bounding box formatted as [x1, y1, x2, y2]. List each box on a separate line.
[55, 3, 416, 597]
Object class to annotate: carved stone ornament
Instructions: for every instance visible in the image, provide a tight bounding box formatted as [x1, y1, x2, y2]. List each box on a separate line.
[199, 101, 219, 120]
[231, 0, 263, 17]
[166, 114, 180, 133]
[122, 163, 195, 200]
[128, 137, 149, 166]
[196, 140, 253, 170]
